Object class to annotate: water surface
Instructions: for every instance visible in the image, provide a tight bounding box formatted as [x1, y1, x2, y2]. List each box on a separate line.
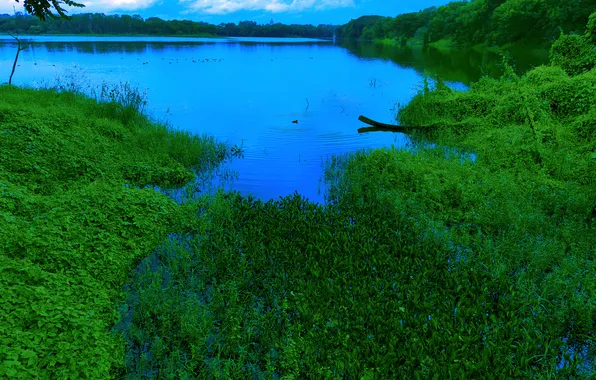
[0, 36, 548, 203]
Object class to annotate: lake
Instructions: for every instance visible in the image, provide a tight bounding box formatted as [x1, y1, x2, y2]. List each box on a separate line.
[0, 36, 548, 203]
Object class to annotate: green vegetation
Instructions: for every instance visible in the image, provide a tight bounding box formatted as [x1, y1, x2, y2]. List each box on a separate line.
[339, 39, 549, 85]
[0, 84, 231, 377]
[550, 12, 596, 75]
[110, 16, 594, 378]
[0, 13, 336, 38]
[2, 8, 595, 380]
[334, 15, 386, 40]
[354, 0, 596, 48]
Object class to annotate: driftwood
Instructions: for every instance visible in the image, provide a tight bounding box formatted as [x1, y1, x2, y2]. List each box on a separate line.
[357, 115, 432, 134]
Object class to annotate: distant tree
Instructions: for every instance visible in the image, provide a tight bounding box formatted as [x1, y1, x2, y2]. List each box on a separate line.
[336, 15, 386, 39]
[586, 12, 596, 43]
[14, 0, 85, 21]
[0, 12, 335, 38]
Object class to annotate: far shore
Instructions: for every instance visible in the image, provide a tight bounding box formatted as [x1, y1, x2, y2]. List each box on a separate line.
[0, 33, 334, 41]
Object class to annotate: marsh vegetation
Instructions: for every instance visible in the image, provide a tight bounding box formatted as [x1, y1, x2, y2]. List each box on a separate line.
[1, 3, 595, 379]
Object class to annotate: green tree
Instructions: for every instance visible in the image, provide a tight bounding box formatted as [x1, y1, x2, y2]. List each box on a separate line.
[550, 12, 596, 75]
[491, 0, 546, 45]
[335, 16, 386, 39]
[15, 0, 85, 21]
[587, 12, 596, 43]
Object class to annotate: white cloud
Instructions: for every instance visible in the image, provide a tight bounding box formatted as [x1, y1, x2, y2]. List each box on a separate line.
[0, 0, 158, 14]
[182, 0, 355, 15]
[73, 0, 159, 12]
[0, 0, 22, 14]
[0, 0, 355, 17]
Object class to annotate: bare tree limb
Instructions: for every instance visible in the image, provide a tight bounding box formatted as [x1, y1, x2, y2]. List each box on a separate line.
[7, 32, 31, 86]
[357, 115, 433, 134]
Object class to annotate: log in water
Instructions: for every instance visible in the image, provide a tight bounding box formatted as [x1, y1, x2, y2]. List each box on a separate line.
[357, 115, 432, 134]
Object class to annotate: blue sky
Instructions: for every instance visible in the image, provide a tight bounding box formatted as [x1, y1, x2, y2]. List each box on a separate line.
[2, 0, 452, 25]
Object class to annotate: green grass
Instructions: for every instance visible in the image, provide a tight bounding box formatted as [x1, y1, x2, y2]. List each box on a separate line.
[0, 84, 230, 378]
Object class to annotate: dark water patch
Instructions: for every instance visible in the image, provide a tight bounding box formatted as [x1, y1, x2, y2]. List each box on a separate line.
[340, 40, 549, 85]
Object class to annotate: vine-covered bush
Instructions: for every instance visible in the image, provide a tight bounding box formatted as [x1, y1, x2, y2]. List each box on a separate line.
[384, 21, 595, 376]
[550, 34, 596, 76]
[550, 12, 596, 76]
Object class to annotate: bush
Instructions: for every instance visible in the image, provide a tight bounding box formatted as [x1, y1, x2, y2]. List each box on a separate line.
[550, 34, 596, 76]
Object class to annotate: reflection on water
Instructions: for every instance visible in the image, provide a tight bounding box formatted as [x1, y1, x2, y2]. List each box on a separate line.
[339, 40, 550, 85]
[0, 37, 548, 203]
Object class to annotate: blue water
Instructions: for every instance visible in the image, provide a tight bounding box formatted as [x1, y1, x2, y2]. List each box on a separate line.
[0, 36, 543, 203]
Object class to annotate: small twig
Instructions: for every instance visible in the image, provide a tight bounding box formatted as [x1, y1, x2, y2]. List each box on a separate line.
[160, 107, 171, 125]
[305, 98, 310, 111]
[340, 106, 345, 114]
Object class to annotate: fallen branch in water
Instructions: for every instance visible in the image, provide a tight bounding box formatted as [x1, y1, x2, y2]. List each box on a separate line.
[357, 115, 433, 134]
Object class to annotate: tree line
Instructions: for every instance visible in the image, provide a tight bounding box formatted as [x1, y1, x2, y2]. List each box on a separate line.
[337, 0, 596, 48]
[0, 13, 336, 38]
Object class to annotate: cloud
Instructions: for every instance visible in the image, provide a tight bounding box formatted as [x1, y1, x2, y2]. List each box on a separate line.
[0, 0, 158, 14]
[0, 0, 22, 14]
[76, 0, 159, 11]
[0, 0, 355, 17]
[182, 0, 355, 15]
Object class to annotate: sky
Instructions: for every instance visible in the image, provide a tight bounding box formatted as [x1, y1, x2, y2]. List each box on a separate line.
[1, 0, 452, 25]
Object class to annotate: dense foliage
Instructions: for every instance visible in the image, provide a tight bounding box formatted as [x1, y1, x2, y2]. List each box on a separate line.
[0, 84, 230, 377]
[334, 16, 386, 40]
[550, 12, 596, 75]
[14, 0, 83, 21]
[0, 13, 336, 38]
[356, 0, 596, 48]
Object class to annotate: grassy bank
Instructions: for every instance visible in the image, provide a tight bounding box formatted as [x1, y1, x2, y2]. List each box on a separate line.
[373, 36, 529, 52]
[327, 41, 596, 376]
[0, 84, 230, 377]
